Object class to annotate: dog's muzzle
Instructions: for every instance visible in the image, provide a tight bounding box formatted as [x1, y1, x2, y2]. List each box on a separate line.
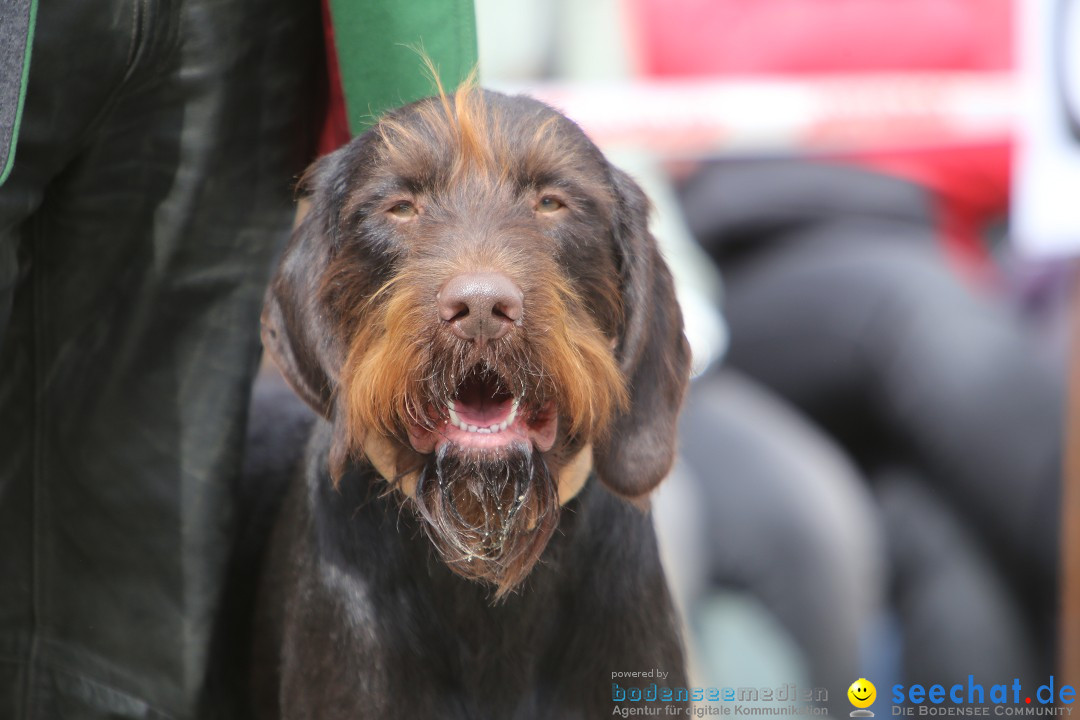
[408, 271, 558, 456]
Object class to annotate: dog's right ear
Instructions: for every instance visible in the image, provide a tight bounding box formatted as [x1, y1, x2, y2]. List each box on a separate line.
[261, 150, 354, 419]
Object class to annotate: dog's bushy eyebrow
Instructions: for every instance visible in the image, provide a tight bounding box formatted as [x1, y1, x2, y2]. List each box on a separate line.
[339, 175, 428, 224]
[360, 176, 419, 202]
[514, 170, 571, 192]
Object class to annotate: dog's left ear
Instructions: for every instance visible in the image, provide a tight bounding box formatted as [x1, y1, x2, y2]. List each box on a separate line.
[594, 167, 692, 498]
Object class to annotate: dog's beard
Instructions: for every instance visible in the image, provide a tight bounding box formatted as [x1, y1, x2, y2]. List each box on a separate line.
[411, 440, 559, 598]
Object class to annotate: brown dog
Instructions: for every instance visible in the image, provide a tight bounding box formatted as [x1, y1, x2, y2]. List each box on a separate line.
[250, 82, 691, 718]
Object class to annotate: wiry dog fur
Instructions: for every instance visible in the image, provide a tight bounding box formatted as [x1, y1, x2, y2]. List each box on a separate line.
[249, 82, 691, 718]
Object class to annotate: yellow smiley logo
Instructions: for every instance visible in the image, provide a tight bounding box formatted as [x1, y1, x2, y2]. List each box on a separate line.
[848, 678, 877, 709]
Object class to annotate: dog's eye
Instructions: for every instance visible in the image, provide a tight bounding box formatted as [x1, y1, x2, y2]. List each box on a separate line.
[388, 201, 418, 220]
[535, 196, 565, 214]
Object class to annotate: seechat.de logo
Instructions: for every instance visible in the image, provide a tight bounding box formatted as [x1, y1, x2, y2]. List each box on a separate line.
[849, 678, 877, 718]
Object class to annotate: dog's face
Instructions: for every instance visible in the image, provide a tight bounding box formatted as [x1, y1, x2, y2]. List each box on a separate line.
[262, 86, 690, 595]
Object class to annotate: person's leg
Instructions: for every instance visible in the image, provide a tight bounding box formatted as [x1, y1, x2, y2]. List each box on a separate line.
[0, 0, 319, 716]
[0, 2, 147, 714]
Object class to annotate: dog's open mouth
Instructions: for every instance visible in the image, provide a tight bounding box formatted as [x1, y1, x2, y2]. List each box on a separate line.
[408, 366, 557, 454]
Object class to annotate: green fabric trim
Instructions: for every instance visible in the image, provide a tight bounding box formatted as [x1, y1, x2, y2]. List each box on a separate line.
[0, 0, 37, 187]
[326, 0, 478, 134]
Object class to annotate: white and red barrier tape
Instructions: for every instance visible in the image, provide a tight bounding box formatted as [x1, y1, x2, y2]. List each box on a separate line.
[497, 72, 1017, 157]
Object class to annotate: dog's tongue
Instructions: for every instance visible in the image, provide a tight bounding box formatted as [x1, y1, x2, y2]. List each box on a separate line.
[407, 370, 558, 454]
[453, 372, 514, 426]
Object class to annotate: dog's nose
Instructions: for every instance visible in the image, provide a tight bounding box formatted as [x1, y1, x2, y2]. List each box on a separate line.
[438, 272, 523, 344]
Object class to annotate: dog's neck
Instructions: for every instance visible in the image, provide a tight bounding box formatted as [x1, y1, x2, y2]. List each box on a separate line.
[355, 427, 594, 507]
[309, 432, 593, 609]
[290, 420, 686, 712]
[306, 422, 633, 598]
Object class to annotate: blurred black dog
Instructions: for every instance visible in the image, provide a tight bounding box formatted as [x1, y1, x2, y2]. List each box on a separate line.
[236, 83, 690, 718]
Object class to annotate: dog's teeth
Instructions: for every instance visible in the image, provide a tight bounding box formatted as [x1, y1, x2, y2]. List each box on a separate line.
[447, 398, 520, 434]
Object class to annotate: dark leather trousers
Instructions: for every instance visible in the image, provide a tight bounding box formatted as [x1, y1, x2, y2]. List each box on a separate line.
[0, 0, 318, 716]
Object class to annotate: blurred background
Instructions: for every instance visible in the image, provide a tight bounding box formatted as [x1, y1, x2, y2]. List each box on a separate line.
[474, 0, 1072, 709]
